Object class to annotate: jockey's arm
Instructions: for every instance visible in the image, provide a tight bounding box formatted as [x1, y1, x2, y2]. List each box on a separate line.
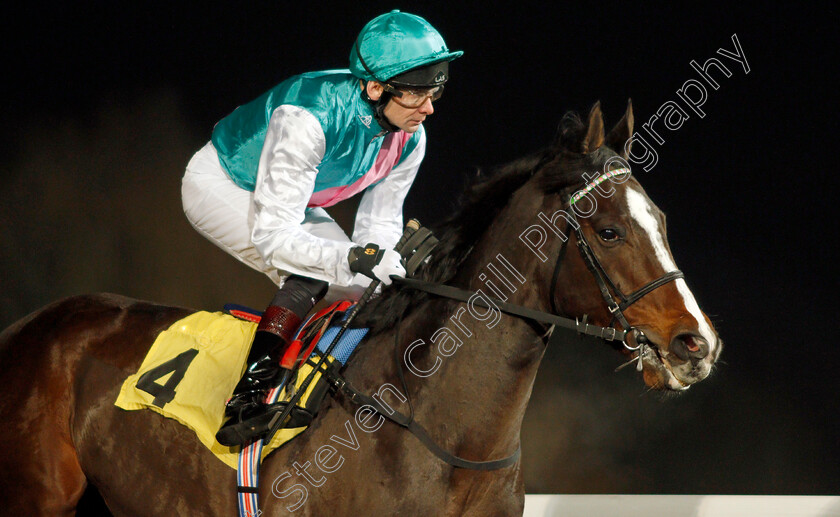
[251, 105, 357, 286]
[352, 128, 425, 250]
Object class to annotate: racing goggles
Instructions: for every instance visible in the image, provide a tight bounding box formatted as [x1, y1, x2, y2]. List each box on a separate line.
[384, 84, 444, 108]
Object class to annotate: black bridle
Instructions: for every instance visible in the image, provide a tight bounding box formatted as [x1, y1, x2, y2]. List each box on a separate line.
[398, 191, 685, 356]
[551, 198, 685, 356]
[327, 186, 686, 471]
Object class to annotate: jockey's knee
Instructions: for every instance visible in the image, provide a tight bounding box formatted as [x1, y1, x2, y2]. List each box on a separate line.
[273, 276, 329, 318]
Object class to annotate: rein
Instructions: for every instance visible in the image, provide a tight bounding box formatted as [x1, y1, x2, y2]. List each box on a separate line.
[326, 269, 625, 471]
[327, 310, 523, 471]
[393, 277, 626, 342]
[329, 171, 685, 472]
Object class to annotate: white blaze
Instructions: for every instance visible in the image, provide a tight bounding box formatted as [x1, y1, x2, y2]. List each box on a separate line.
[625, 187, 717, 347]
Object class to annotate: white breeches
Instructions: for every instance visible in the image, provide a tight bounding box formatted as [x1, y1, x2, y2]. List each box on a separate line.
[181, 142, 363, 301]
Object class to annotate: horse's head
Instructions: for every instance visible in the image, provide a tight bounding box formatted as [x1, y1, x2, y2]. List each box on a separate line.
[525, 101, 721, 390]
[358, 100, 720, 392]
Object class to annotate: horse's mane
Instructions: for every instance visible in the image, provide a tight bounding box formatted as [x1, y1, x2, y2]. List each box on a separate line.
[354, 111, 601, 334]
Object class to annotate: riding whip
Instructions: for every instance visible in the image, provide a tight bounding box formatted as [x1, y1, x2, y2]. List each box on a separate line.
[265, 219, 421, 442]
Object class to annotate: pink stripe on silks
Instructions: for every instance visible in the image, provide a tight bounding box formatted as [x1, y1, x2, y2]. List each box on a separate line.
[307, 131, 412, 208]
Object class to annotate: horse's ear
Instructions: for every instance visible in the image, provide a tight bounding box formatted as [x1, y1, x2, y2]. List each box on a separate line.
[581, 101, 605, 154]
[606, 98, 634, 159]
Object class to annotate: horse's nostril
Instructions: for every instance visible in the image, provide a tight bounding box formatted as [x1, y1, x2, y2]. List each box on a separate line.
[670, 333, 709, 362]
[684, 335, 701, 353]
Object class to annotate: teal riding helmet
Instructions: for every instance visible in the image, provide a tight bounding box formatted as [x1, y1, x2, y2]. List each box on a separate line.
[350, 10, 463, 87]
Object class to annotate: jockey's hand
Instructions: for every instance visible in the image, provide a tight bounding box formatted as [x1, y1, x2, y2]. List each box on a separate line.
[348, 244, 406, 285]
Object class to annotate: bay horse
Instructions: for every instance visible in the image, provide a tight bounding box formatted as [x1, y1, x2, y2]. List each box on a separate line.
[0, 102, 720, 516]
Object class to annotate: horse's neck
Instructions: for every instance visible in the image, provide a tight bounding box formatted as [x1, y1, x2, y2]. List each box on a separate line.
[412, 306, 545, 458]
[428, 239, 548, 454]
[360, 227, 549, 460]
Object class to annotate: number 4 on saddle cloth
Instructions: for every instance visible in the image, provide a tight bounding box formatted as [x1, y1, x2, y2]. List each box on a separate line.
[114, 301, 367, 469]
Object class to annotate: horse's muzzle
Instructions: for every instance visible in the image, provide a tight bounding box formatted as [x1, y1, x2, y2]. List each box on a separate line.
[633, 328, 719, 391]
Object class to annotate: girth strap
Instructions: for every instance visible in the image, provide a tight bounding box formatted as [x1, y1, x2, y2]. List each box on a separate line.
[392, 277, 627, 342]
[327, 371, 522, 470]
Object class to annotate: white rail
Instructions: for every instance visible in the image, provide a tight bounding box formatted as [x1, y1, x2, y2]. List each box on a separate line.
[523, 495, 840, 517]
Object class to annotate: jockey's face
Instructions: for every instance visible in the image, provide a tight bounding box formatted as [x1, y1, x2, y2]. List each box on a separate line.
[365, 81, 435, 133]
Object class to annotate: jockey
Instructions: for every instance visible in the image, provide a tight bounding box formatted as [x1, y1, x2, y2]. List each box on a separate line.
[181, 10, 462, 446]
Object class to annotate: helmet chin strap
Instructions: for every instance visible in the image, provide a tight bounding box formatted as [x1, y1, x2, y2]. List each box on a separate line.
[361, 82, 400, 133]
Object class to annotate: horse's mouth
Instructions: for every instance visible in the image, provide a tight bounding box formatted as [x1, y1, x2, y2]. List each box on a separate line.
[639, 344, 690, 391]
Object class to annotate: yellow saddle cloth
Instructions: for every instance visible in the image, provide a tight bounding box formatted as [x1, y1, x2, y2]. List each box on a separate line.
[115, 311, 325, 469]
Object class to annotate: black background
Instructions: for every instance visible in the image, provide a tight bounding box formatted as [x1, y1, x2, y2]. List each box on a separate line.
[2, 1, 837, 498]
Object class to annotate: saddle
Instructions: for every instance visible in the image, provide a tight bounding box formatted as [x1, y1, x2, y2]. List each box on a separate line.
[226, 300, 368, 430]
[115, 221, 439, 473]
[114, 301, 367, 469]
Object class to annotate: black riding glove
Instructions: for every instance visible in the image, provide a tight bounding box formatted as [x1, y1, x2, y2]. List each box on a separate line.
[348, 243, 406, 285]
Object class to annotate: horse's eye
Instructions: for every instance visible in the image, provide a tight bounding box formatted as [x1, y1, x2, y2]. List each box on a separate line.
[598, 228, 620, 242]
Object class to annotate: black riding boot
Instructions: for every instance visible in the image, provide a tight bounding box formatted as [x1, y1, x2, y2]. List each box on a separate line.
[216, 275, 328, 446]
